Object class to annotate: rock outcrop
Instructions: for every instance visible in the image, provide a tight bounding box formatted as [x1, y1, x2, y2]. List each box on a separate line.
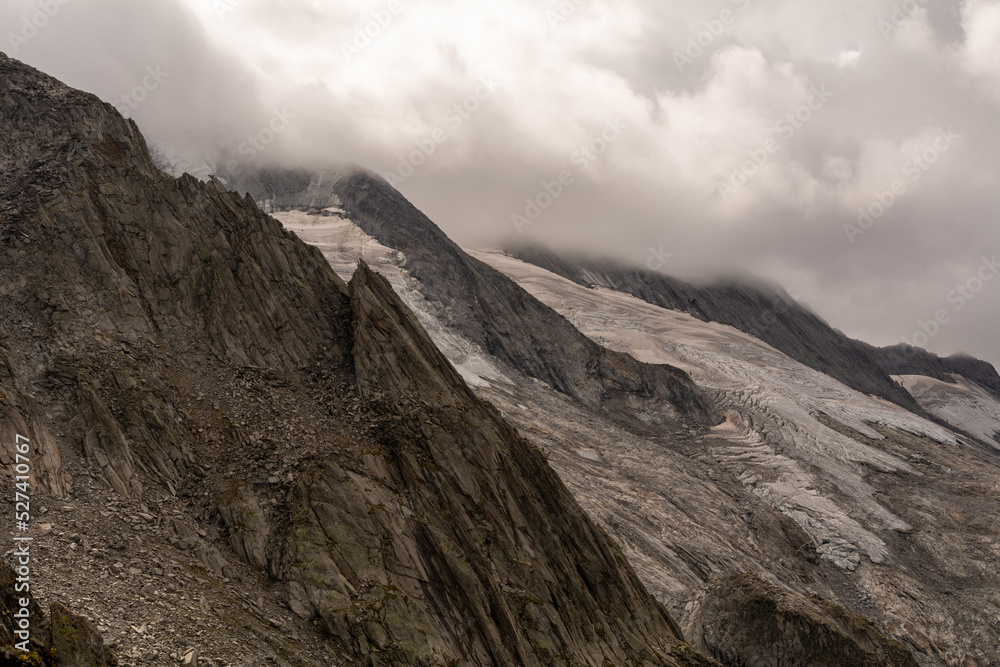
[875, 344, 1000, 401]
[0, 350, 67, 497]
[48, 602, 118, 667]
[278, 262, 703, 665]
[0, 53, 717, 665]
[685, 574, 918, 667]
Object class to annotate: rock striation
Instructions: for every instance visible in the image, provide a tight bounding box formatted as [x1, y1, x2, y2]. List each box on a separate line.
[0, 52, 716, 665]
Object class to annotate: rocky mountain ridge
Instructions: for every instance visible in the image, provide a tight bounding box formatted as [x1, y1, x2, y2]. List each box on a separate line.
[877, 344, 1000, 401]
[261, 182, 998, 665]
[0, 52, 719, 666]
[215, 167, 721, 436]
[6, 50, 991, 667]
[506, 246, 1000, 421]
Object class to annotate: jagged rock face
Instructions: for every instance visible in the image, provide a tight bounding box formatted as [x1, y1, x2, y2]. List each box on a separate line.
[0, 350, 67, 497]
[217, 481, 271, 572]
[283, 263, 708, 665]
[0, 60, 351, 372]
[336, 173, 721, 430]
[216, 167, 721, 432]
[0, 52, 351, 499]
[685, 574, 918, 667]
[507, 246, 930, 415]
[0, 54, 717, 665]
[274, 205, 946, 666]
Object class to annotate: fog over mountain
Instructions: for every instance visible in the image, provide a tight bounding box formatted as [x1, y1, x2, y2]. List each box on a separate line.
[6, 12, 1000, 662]
[4, 0, 997, 366]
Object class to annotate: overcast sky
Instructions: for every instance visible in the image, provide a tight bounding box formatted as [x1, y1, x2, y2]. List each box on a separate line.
[3, 0, 998, 367]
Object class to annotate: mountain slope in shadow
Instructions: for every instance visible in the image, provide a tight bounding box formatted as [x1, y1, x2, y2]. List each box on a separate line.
[0, 52, 716, 666]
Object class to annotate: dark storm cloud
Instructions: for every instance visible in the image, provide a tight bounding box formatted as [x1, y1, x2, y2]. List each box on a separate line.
[3, 0, 997, 366]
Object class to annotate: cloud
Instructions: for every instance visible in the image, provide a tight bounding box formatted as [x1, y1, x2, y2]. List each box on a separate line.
[3, 0, 997, 367]
[958, 0, 1000, 97]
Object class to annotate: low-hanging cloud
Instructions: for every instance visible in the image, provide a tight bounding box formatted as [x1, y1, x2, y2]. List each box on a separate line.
[3, 0, 997, 367]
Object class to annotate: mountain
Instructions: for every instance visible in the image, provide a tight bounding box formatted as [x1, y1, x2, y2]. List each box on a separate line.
[874, 344, 1000, 401]
[506, 246, 930, 413]
[216, 166, 720, 434]
[465, 249, 1000, 666]
[894, 374, 1000, 446]
[225, 171, 998, 665]
[504, 247, 1000, 448]
[5, 52, 996, 667]
[0, 53, 720, 665]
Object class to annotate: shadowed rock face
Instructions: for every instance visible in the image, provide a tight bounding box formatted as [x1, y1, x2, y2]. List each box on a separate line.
[685, 574, 919, 667]
[337, 172, 723, 429]
[205, 168, 952, 663]
[1, 51, 353, 502]
[0, 562, 116, 666]
[0, 53, 716, 665]
[0, 350, 67, 497]
[284, 263, 708, 665]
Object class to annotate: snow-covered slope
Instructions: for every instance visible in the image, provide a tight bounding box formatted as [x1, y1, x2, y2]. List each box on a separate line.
[278, 212, 1000, 666]
[896, 373, 1000, 448]
[469, 251, 962, 570]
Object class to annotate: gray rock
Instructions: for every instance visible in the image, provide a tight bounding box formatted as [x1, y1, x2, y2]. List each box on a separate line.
[217, 482, 270, 571]
[507, 245, 930, 415]
[0, 52, 716, 667]
[218, 167, 721, 432]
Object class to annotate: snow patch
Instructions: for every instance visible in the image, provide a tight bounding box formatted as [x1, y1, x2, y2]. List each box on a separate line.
[895, 374, 1000, 448]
